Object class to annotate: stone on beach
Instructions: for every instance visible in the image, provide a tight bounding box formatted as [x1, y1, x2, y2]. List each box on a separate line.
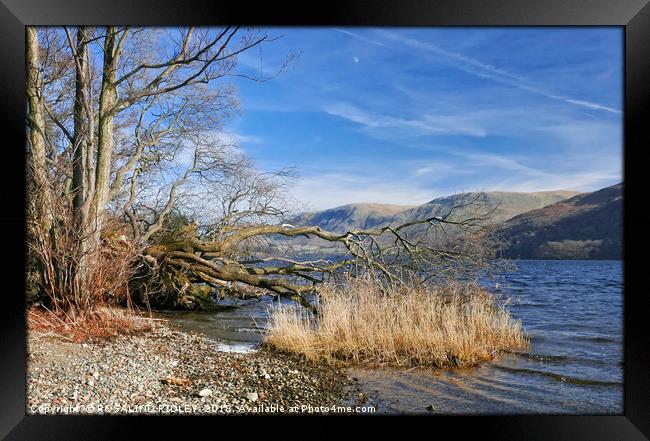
[26, 320, 352, 415]
[198, 388, 213, 397]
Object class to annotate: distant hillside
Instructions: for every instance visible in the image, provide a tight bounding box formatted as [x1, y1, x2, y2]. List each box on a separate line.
[496, 183, 623, 260]
[386, 190, 580, 228]
[280, 187, 621, 260]
[291, 203, 414, 233]
[281, 190, 581, 256]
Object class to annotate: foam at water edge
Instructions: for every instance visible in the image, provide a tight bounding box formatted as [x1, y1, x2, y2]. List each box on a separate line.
[214, 341, 259, 354]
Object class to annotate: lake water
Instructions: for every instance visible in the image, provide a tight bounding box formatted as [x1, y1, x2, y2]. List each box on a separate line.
[161, 259, 624, 414]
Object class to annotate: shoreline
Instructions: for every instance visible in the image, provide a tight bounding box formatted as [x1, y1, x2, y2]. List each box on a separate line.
[27, 318, 370, 415]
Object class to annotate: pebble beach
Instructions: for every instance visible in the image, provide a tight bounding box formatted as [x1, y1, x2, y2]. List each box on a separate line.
[26, 320, 369, 415]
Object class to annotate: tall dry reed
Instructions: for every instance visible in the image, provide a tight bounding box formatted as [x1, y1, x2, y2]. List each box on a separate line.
[265, 276, 528, 367]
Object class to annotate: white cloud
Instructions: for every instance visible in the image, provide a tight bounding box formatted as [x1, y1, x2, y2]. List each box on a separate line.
[456, 152, 546, 176]
[324, 102, 377, 126]
[536, 120, 621, 149]
[414, 162, 461, 177]
[286, 148, 621, 210]
[173, 143, 198, 168]
[323, 102, 487, 138]
[489, 170, 621, 193]
[172, 130, 260, 168]
[442, 149, 621, 193]
[235, 133, 264, 145]
[352, 56, 359, 63]
[289, 172, 433, 210]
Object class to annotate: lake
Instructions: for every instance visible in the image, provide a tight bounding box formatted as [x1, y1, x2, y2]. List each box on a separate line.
[161, 259, 624, 414]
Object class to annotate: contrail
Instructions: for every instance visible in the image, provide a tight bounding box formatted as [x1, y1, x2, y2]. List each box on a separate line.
[335, 28, 621, 114]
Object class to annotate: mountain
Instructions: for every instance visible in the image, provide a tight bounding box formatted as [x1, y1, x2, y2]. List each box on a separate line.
[290, 190, 581, 234]
[280, 186, 621, 260]
[291, 203, 415, 233]
[386, 190, 581, 228]
[288, 190, 578, 237]
[496, 183, 623, 260]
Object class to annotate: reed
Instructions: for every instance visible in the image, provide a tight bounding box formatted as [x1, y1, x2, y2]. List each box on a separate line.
[265, 276, 528, 367]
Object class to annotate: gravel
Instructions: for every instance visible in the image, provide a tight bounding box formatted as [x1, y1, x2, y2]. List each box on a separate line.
[27, 320, 360, 415]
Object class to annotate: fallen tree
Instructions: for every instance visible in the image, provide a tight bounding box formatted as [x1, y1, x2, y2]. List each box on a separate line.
[138, 195, 497, 312]
[25, 26, 497, 315]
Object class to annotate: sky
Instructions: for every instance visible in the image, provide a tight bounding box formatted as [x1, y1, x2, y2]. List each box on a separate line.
[224, 27, 623, 210]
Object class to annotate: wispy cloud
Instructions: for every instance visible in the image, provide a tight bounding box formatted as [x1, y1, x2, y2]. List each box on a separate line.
[235, 133, 264, 145]
[334, 28, 390, 48]
[414, 162, 463, 177]
[323, 102, 487, 137]
[489, 170, 621, 193]
[290, 172, 434, 210]
[455, 152, 547, 176]
[338, 28, 621, 114]
[450, 150, 620, 193]
[535, 120, 621, 149]
[231, 28, 622, 209]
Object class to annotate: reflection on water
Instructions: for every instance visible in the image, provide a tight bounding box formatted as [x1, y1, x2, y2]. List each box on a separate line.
[157, 297, 272, 353]
[162, 260, 624, 414]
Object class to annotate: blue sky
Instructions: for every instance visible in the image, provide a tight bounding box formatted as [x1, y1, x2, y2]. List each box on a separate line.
[225, 27, 622, 210]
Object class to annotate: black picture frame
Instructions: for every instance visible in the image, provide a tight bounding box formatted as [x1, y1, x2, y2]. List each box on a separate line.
[1, 0, 648, 439]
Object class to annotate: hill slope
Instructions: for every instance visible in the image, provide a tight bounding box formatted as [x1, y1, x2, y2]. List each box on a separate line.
[291, 190, 579, 233]
[291, 203, 414, 233]
[496, 183, 623, 260]
[386, 190, 580, 228]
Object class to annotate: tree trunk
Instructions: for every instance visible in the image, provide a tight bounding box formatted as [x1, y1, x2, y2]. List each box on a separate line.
[25, 26, 50, 294]
[90, 26, 119, 246]
[70, 26, 96, 306]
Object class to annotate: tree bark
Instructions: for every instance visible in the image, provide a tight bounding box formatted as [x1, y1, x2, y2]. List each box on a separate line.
[70, 26, 96, 304]
[25, 26, 50, 292]
[90, 26, 120, 245]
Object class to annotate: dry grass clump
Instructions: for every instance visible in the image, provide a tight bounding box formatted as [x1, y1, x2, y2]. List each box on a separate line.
[27, 305, 154, 343]
[265, 276, 528, 367]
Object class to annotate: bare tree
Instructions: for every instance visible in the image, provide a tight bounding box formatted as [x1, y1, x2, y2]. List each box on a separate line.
[26, 26, 494, 315]
[26, 26, 292, 312]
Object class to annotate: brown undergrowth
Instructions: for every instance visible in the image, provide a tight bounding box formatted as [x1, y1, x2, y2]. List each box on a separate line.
[27, 305, 155, 343]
